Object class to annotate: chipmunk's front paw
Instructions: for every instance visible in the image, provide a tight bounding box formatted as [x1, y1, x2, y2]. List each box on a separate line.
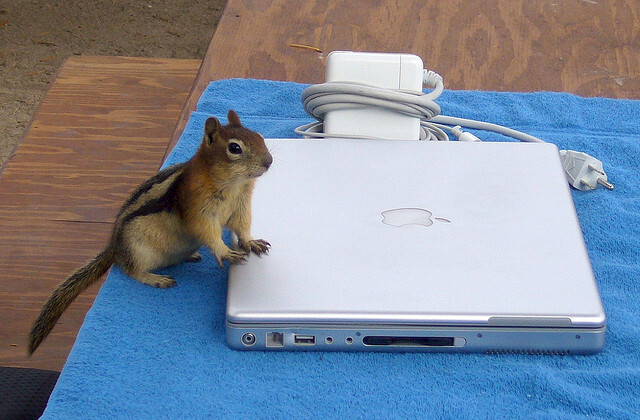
[216, 249, 247, 268]
[240, 239, 271, 255]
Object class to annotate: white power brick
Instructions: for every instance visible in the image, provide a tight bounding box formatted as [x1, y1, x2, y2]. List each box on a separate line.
[297, 50, 614, 191]
[323, 51, 424, 140]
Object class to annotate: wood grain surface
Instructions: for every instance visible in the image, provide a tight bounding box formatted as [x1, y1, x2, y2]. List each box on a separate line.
[1, 57, 200, 223]
[0, 56, 199, 371]
[168, 0, 640, 154]
[0, 218, 113, 370]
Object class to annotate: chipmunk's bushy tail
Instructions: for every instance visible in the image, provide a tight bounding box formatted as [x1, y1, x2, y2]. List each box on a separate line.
[28, 248, 115, 356]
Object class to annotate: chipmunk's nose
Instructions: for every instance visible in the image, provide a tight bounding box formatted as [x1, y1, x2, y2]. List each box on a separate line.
[262, 152, 273, 170]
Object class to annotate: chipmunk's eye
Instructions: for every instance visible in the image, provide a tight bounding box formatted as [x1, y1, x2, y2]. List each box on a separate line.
[228, 142, 243, 155]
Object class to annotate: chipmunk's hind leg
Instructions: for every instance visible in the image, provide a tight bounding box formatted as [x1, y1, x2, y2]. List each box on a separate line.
[123, 267, 177, 289]
[116, 247, 177, 288]
[184, 251, 202, 263]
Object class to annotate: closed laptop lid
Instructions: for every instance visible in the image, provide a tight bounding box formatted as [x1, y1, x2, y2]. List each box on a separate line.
[227, 139, 605, 329]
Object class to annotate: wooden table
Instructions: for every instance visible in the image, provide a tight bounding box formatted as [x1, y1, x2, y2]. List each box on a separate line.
[168, 0, 639, 154]
[2, 0, 638, 372]
[0, 57, 199, 370]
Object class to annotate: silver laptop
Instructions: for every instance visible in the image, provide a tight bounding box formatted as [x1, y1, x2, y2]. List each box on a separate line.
[226, 139, 606, 354]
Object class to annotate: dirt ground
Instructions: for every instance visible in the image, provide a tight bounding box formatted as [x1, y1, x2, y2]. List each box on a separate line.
[0, 0, 226, 170]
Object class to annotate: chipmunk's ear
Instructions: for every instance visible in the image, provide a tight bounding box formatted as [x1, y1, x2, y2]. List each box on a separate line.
[227, 109, 241, 126]
[204, 116, 221, 145]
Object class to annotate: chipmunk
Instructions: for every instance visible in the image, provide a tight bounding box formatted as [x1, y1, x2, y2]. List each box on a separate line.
[28, 110, 273, 355]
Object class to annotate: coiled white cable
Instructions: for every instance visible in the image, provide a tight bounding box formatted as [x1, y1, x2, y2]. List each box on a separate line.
[296, 69, 545, 143]
[294, 69, 613, 190]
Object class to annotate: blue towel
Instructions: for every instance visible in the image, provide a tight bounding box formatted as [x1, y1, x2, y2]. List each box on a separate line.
[42, 79, 640, 419]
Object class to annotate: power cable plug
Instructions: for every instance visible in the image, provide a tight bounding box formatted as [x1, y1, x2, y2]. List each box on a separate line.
[449, 125, 482, 142]
[559, 150, 614, 191]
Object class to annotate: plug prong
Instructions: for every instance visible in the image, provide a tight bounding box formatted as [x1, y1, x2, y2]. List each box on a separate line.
[580, 180, 595, 190]
[588, 164, 605, 176]
[597, 178, 614, 190]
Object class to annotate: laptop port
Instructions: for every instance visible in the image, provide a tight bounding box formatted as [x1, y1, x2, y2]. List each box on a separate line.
[266, 332, 284, 348]
[294, 334, 316, 345]
[241, 333, 256, 346]
[363, 336, 455, 347]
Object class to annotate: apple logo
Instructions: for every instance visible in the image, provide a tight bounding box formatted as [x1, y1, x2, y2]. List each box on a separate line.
[381, 208, 451, 228]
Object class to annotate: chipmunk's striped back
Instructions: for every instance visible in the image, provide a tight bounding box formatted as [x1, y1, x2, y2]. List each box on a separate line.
[117, 163, 186, 224]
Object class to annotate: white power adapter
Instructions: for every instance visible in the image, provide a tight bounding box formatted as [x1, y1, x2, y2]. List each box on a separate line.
[323, 51, 424, 140]
[298, 50, 614, 190]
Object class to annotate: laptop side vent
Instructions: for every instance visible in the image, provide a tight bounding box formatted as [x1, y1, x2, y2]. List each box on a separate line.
[486, 349, 571, 356]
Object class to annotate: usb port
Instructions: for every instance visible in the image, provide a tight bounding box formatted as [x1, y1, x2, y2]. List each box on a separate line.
[294, 334, 316, 345]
